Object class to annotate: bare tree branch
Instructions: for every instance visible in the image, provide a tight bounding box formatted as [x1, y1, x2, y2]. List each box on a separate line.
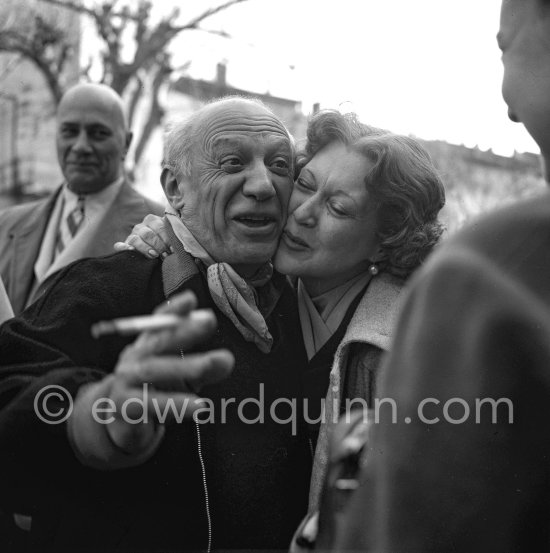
[126, 72, 145, 129]
[0, 18, 66, 103]
[39, 0, 140, 22]
[9, 0, 255, 169]
[171, 0, 249, 32]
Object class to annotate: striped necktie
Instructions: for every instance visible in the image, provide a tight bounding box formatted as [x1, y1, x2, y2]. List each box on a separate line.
[55, 195, 85, 256]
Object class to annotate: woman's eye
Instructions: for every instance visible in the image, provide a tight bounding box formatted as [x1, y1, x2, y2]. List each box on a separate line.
[296, 178, 313, 192]
[329, 203, 347, 216]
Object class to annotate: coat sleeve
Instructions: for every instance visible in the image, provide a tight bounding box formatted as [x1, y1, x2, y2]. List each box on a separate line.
[336, 246, 550, 552]
[0, 253, 155, 513]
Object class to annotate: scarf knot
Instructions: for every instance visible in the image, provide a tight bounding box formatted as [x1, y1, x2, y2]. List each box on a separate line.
[166, 208, 281, 353]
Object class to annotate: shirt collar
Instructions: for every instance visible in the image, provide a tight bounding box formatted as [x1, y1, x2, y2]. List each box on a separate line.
[61, 176, 124, 210]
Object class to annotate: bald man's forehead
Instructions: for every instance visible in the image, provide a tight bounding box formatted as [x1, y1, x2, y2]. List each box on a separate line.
[58, 94, 127, 132]
[59, 87, 127, 125]
[199, 103, 291, 150]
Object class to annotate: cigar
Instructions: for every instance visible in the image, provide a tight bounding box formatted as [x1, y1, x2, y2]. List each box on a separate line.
[91, 313, 183, 338]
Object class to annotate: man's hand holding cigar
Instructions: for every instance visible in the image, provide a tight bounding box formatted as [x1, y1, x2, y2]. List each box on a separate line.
[67, 291, 234, 469]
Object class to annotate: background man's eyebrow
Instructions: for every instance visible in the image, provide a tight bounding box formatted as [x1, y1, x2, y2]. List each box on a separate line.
[86, 123, 112, 130]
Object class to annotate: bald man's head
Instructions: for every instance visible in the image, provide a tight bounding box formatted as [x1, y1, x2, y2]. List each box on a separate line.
[160, 96, 294, 271]
[56, 83, 132, 194]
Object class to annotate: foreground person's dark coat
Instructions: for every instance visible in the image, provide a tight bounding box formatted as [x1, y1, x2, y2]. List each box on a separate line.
[0, 236, 312, 552]
[336, 191, 550, 552]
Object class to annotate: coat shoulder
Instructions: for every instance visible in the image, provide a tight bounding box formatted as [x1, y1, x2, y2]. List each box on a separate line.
[120, 183, 164, 217]
[0, 197, 49, 230]
[340, 273, 405, 352]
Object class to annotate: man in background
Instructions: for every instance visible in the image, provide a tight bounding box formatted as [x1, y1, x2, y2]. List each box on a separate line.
[0, 83, 164, 315]
[337, 0, 550, 551]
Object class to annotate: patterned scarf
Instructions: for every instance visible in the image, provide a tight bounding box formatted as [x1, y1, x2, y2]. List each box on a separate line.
[165, 208, 282, 353]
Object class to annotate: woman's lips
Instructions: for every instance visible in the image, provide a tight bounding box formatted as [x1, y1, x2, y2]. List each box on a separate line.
[282, 229, 310, 250]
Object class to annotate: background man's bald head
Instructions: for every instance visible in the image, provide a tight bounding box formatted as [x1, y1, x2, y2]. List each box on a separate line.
[56, 83, 132, 193]
[58, 83, 128, 130]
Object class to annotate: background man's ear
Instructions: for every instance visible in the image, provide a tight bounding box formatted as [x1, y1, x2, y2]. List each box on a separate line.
[124, 131, 133, 154]
[161, 167, 185, 211]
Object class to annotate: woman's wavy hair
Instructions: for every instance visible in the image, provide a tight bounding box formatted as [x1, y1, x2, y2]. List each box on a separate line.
[298, 110, 446, 279]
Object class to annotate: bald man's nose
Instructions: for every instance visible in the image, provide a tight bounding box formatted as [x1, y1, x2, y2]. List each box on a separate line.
[72, 130, 93, 153]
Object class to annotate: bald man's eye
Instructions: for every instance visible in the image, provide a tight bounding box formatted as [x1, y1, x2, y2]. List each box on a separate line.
[60, 127, 78, 138]
[270, 157, 290, 175]
[90, 129, 111, 140]
[220, 156, 243, 172]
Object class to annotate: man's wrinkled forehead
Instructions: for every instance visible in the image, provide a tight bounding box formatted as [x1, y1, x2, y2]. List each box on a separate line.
[198, 102, 291, 151]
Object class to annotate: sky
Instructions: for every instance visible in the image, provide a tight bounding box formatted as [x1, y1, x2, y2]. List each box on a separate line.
[105, 0, 541, 156]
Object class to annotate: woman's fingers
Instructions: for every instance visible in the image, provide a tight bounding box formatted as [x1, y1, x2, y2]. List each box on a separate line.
[126, 217, 171, 259]
[142, 213, 172, 252]
[126, 231, 162, 259]
[114, 241, 134, 252]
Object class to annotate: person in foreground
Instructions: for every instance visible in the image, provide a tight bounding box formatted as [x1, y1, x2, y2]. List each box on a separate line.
[121, 109, 446, 546]
[0, 97, 312, 552]
[335, 0, 550, 551]
[0, 83, 164, 316]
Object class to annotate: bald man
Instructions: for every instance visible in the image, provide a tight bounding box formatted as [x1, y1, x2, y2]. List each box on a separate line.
[0, 83, 164, 315]
[0, 97, 311, 551]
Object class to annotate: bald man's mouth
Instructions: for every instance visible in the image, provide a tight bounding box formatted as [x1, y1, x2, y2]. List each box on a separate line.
[232, 213, 279, 236]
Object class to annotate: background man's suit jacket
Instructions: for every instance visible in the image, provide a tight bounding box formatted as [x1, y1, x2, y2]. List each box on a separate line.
[0, 181, 164, 315]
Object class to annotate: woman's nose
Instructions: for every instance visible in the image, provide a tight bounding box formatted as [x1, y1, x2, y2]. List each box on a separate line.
[292, 197, 317, 227]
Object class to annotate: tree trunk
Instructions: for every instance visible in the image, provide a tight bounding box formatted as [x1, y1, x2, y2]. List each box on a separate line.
[132, 70, 167, 167]
[126, 75, 144, 129]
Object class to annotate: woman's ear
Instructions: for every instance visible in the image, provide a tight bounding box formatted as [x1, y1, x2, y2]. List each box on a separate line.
[161, 167, 185, 211]
[370, 246, 384, 264]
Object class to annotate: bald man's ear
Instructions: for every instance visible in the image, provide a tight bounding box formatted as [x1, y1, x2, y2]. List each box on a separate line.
[161, 167, 185, 211]
[124, 131, 133, 154]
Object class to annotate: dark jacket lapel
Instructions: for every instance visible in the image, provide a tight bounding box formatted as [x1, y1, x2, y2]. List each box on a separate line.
[6, 190, 60, 314]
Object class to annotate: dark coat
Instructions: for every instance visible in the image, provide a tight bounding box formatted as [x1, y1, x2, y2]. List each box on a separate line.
[338, 190, 550, 552]
[0, 244, 311, 552]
